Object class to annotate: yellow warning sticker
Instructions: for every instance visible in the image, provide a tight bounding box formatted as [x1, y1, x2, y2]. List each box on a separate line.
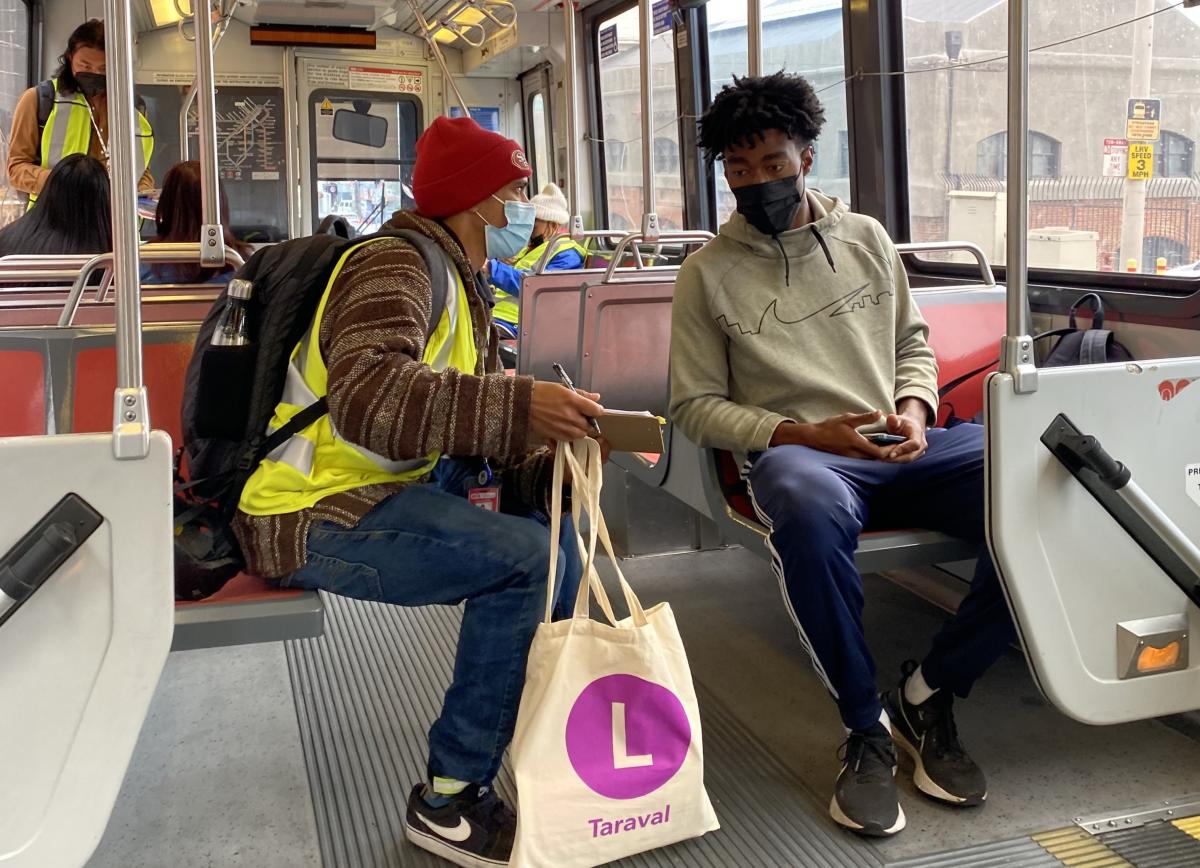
[320, 98, 334, 116]
[1128, 143, 1154, 180]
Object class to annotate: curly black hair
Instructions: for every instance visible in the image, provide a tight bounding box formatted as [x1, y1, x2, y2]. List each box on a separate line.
[698, 72, 826, 163]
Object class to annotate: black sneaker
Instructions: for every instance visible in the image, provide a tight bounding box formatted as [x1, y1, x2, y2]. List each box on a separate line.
[404, 783, 516, 867]
[883, 660, 988, 807]
[830, 721, 906, 837]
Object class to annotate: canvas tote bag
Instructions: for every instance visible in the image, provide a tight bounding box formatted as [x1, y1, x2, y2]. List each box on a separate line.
[509, 438, 719, 867]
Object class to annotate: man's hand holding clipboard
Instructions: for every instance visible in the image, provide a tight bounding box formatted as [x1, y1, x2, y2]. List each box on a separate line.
[553, 363, 665, 454]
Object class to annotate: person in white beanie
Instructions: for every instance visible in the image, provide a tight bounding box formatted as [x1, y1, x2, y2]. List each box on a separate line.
[488, 183, 588, 335]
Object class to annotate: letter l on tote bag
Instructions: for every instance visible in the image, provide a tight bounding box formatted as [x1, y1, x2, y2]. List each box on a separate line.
[509, 439, 719, 867]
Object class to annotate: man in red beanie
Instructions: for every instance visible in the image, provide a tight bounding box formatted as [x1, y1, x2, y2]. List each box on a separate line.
[233, 116, 603, 867]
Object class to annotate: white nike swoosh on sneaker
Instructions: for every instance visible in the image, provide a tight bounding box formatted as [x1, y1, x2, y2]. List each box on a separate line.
[418, 814, 473, 843]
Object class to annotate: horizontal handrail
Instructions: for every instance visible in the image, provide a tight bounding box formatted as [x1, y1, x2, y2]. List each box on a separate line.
[60, 243, 244, 327]
[895, 241, 996, 287]
[603, 231, 714, 283]
[0, 290, 220, 313]
[533, 230, 640, 274]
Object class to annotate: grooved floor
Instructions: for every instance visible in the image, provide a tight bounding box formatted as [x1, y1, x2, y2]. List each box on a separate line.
[286, 592, 882, 868]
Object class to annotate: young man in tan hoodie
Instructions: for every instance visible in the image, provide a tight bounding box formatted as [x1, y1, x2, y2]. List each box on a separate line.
[669, 73, 1015, 839]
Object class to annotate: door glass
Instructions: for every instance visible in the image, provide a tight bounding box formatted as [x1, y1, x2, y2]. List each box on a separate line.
[0, 0, 28, 228]
[597, 5, 684, 231]
[312, 94, 420, 235]
[703, 0, 851, 224]
[529, 91, 552, 191]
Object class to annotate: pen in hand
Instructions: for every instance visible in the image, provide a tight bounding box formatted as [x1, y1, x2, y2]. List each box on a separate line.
[552, 363, 604, 437]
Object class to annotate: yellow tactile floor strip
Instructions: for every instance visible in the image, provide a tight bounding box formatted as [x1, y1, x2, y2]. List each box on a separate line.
[1032, 827, 1132, 867]
[1173, 813, 1200, 840]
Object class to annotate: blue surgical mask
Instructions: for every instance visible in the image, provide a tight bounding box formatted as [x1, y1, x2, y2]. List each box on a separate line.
[478, 196, 536, 260]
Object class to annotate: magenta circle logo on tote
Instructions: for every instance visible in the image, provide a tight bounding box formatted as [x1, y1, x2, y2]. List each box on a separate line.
[564, 674, 692, 799]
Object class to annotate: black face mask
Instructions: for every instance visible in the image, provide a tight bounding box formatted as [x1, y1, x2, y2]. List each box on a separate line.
[732, 175, 803, 237]
[528, 234, 545, 250]
[75, 72, 106, 98]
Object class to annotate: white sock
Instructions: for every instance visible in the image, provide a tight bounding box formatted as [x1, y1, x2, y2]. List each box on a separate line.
[844, 709, 892, 736]
[904, 665, 937, 706]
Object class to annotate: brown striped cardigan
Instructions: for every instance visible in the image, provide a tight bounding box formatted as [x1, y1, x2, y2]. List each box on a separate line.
[233, 211, 552, 579]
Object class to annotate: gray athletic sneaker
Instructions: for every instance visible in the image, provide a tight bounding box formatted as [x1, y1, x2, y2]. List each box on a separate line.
[883, 660, 988, 807]
[830, 721, 906, 837]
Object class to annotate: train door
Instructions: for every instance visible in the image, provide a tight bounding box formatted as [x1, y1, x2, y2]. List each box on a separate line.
[521, 63, 555, 191]
[295, 56, 430, 235]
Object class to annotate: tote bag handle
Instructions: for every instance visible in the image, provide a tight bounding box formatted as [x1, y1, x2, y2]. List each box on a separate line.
[543, 439, 649, 628]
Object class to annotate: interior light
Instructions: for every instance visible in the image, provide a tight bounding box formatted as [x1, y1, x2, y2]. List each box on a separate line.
[1136, 641, 1181, 673]
[452, 7, 487, 27]
[149, 0, 186, 28]
[433, 27, 459, 44]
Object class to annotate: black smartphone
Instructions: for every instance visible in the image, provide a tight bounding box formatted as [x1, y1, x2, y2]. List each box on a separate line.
[866, 433, 907, 446]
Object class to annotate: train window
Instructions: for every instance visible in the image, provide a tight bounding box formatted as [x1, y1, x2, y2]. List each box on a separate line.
[0, 0, 29, 226]
[903, 0, 1200, 278]
[595, 4, 684, 230]
[704, 0, 851, 223]
[529, 91, 551, 190]
[311, 92, 420, 236]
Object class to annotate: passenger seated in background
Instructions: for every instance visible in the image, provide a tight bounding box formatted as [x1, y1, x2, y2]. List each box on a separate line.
[142, 160, 251, 285]
[0, 153, 111, 257]
[669, 73, 1015, 838]
[486, 182, 586, 337]
[233, 116, 605, 867]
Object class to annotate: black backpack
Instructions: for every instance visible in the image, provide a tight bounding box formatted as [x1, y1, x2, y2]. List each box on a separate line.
[174, 229, 451, 600]
[939, 292, 1134, 426]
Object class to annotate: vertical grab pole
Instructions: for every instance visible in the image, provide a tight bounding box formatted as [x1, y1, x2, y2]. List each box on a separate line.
[562, 0, 584, 239]
[194, 0, 227, 267]
[104, 0, 149, 458]
[748, 0, 762, 78]
[638, 0, 659, 241]
[1000, 0, 1038, 393]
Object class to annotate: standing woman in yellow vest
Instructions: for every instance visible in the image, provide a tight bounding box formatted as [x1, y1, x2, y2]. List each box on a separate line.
[487, 183, 587, 337]
[6, 19, 155, 207]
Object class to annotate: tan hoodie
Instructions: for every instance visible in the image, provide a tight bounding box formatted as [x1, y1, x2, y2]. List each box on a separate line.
[669, 190, 939, 454]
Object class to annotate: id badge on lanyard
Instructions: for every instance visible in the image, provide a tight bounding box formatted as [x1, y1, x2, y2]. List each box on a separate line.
[468, 459, 500, 512]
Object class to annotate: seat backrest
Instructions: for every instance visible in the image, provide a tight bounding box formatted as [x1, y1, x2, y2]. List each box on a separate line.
[0, 336, 49, 436]
[68, 326, 199, 446]
[577, 279, 677, 419]
[914, 285, 1007, 424]
[516, 270, 606, 382]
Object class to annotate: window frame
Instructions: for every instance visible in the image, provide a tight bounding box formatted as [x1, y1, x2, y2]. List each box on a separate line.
[976, 130, 1061, 180]
[1157, 130, 1195, 179]
[307, 89, 423, 236]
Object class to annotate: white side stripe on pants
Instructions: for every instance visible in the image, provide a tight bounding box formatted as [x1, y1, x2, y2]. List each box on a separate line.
[746, 478, 840, 700]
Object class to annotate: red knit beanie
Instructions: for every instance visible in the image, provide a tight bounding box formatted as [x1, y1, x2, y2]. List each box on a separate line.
[413, 116, 532, 218]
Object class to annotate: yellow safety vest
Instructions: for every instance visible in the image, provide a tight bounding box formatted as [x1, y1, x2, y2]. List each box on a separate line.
[31, 79, 154, 208]
[239, 238, 479, 517]
[494, 236, 589, 325]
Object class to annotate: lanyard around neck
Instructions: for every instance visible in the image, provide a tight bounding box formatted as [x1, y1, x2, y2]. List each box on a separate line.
[82, 98, 110, 162]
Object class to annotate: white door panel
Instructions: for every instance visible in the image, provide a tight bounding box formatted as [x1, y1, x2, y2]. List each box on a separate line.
[0, 432, 173, 867]
[987, 360, 1200, 724]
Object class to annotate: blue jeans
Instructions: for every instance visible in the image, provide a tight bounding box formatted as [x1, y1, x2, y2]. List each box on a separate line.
[747, 424, 1016, 732]
[284, 458, 583, 786]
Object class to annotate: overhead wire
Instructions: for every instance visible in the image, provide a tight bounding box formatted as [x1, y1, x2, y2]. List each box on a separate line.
[815, 1, 1186, 95]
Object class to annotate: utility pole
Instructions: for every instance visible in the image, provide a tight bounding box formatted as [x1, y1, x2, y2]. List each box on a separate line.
[1119, 0, 1156, 272]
